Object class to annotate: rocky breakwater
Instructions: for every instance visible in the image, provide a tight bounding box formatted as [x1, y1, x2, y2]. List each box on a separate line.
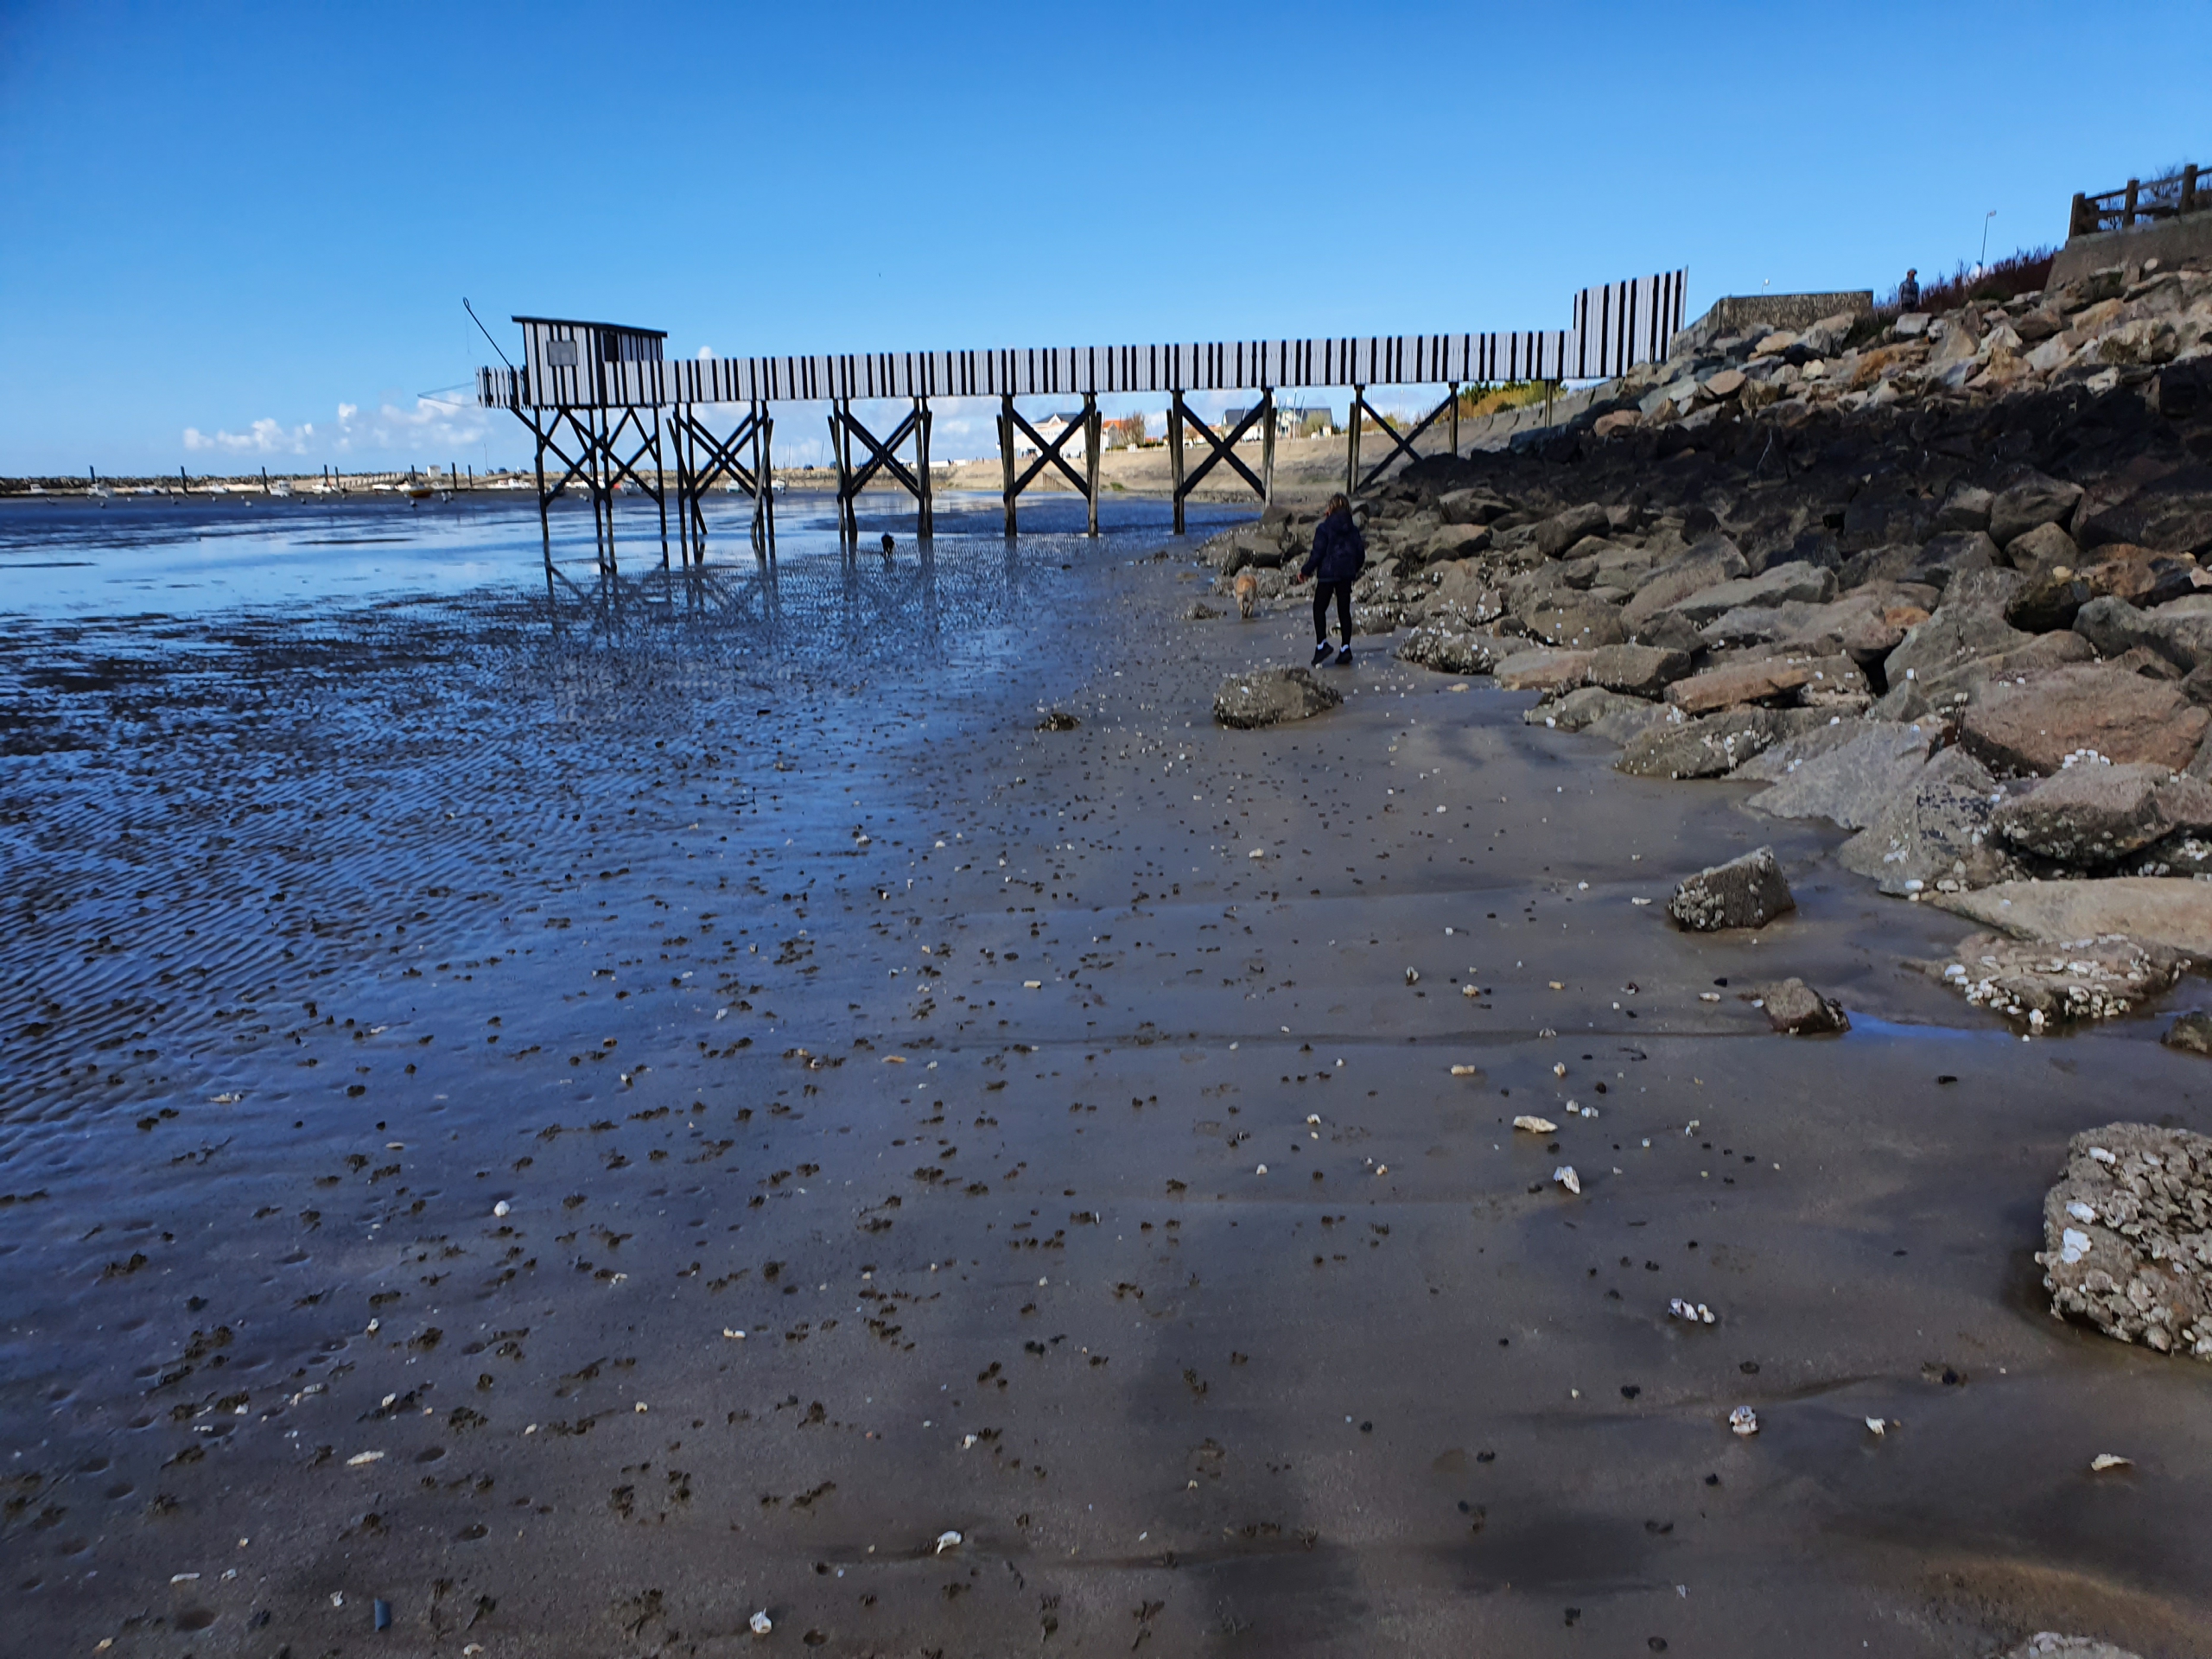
[1196, 254, 2212, 1030]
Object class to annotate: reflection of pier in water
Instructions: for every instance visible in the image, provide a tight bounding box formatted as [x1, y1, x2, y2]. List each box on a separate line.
[537, 531, 1058, 671]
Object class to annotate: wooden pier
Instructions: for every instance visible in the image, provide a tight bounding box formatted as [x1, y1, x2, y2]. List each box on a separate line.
[480, 272, 1685, 566]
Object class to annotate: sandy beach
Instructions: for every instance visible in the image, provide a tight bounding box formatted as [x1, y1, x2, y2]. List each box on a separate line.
[2, 482, 2208, 1657]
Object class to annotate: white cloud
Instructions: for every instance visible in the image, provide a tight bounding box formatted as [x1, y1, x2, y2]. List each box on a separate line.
[183, 416, 316, 454]
[181, 396, 491, 461]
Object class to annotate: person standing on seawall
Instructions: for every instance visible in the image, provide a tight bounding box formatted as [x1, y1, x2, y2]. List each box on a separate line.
[1898, 267, 1920, 308]
[1294, 493, 1364, 666]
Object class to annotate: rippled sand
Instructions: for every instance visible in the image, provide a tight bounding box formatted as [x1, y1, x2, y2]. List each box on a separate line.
[3, 493, 2208, 1656]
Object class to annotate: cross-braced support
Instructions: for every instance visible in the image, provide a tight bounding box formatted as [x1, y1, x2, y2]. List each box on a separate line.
[670, 402, 774, 564]
[827, 397, 932, 546]
[1347, 383, 1459, 495]
[995, 394, 1103, 537]
[1168, 390, 1274, 534]
[517, 404, 670, 573]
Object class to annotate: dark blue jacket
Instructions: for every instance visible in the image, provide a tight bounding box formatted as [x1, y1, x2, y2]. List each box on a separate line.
[1302, 508, 1366, 584]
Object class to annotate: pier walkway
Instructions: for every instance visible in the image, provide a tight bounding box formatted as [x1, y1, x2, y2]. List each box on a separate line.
[475, 270, 1687, 568]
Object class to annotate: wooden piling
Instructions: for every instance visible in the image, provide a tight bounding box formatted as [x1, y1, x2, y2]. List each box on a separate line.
[755, 404, 776, 556]
[1000, 395, 1017, 537]
[1345, 385, 1362, 496]
[1260, 388, 1275, 505]
[1169, 391, 1187, 535]
[915, 396, 933, 538]
[1084, 392, 1100, 537]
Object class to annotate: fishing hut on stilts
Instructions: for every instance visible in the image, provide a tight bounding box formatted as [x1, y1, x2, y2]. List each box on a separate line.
[499, 317, 774, 575]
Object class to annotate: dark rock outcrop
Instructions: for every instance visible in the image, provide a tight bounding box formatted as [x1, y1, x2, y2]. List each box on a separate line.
[1212, 667, 1343, 728]
[1668, 845, 1796, 931]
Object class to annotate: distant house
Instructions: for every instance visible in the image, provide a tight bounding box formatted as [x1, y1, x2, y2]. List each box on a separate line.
[1029, 412, 1090, 457]
[1222, 403, 1333, 438]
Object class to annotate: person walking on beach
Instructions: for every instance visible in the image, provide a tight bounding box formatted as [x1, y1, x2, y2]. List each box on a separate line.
[1898, 267, 1921, 309]
[1295, 493, 1365, 666]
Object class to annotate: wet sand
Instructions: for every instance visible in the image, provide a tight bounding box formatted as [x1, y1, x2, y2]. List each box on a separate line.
[3, 498, 2210, 1657]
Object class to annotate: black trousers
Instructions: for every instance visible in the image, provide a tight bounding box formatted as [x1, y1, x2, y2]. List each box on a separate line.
[1313, 581, 1351, 644]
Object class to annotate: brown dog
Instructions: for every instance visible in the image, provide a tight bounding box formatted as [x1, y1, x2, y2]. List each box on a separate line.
[1233, 569, 1258, 620]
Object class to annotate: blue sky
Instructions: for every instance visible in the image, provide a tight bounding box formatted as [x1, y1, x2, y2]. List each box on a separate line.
[2, 0, 2202, 475]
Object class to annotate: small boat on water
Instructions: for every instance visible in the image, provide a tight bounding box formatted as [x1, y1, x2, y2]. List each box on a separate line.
[401, 480, 435, 502]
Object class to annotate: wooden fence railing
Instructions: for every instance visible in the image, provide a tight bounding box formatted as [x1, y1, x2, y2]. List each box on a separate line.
[2070, 165, 2202, 238]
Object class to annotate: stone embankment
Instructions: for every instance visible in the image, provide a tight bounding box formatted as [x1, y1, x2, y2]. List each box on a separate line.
[1202, 255, 2212, 1033]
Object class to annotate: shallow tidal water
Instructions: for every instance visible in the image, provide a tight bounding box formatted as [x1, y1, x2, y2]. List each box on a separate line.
[3, 488, 2209, 1657]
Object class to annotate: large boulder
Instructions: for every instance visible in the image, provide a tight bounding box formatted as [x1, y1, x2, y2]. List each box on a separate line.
[1989, 472, 2085, 545]
[1838, 745, 2021, 894]
[1203, 524, 1289, 574]
[1522, 596, 1626, 649]
[1902, 630, 2099, 720]
[2036, 1123, 2212, 1359]
[1958, 664, 2211, 774]
[2076, 465, 2212, 557]
[1212, 667, 1343, 728]
[1585, 642, 1692, 697]
[1396, 626, 1516, 676]
[1525, 685, 1662, 734]
[1884, 601, 2032, 689]
[1905, 531, 1999, 592]
[1732, 720, 1871, 780]
[1758, 977, 1849, 1034]
[1839, 542, 1921, 588]
[1534, 502, 1611, 558]
[1437, 487, 1511, 527]
[1992, 762, 2212, 864]
[1704, 591, 1923, 659]
[1742, 720, 1942, 830]
[1583, 541, 1658, 590]
[1666, 653, 1865, 716]
[2006, 572, 2095, 633]
[1928, 875, 2212, 957]
[1622, 535, 1750, 632]
[2005, 520, 2082, 582]
[2073, 593, 2212, 674]
[1668, 845, 1796, 931]
[1661, 560, 1837, 626]
[1422, 524, 1491, 563]
[2164, 1010, 2212, 1055]
[1492, 647, 1598, 693]
[1422, 560, 1505, 625]
[2087, 548, 2208, 607]
[1931, 483, 1993, 534]
[1617, 706, 1825, 779]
